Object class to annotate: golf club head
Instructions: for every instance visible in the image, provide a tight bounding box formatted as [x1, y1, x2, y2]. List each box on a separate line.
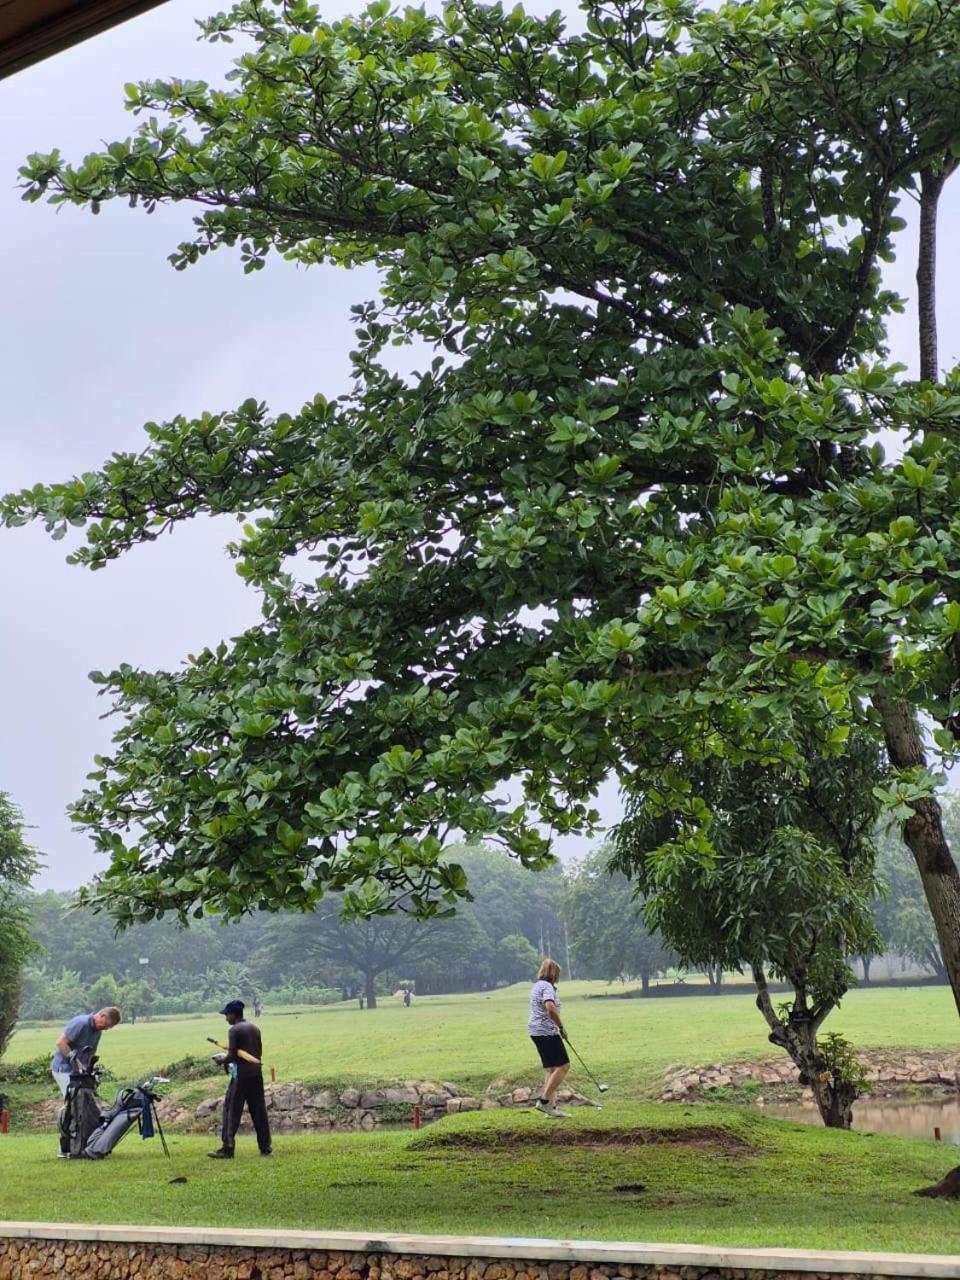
[598, 1083, 609, 1093]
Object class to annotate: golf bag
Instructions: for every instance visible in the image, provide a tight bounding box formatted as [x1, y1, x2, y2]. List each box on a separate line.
[58, 1071, 103, 1158]
[82, 1081, 169, 1160]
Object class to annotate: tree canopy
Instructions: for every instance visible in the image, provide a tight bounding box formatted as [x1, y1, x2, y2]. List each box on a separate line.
[615, 736, 883, 1125]
[6, 0, 960, 1007]
[18, 844, 567, 1017]
[563, 845, 674, 989]
[0, 793, 41, 1057]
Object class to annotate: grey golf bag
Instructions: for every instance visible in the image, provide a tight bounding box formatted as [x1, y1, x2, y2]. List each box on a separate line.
[82, 1079, 169, 1160]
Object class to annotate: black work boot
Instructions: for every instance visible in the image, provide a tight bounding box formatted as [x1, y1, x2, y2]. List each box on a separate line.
[207, 1147, 234, 1159]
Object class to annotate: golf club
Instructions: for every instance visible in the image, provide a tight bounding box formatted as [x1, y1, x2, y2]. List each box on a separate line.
[564, 1036, 610, 1097]
[206, 1036, 261, 1065]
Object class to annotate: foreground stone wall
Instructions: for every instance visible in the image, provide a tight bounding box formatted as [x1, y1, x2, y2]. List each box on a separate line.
[0, 1239, 948, 1280]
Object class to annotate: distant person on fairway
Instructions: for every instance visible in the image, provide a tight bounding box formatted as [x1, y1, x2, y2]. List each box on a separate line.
[50, 1007, 121, 1095]
[528, 959, 569, 1118]
[208, 999, 272, 1159]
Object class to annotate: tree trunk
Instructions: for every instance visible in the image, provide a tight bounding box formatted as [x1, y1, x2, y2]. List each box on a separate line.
[364, 973, 377, 1009]
[641, 973, 650, 995]
[891, 155, 960, 1017]
[925, 944, 948, 983]
[873, 692, 960, 1018]
[917, 168, 943, 383]
[751, 966, 854, 1129]
[860, 954, 872, 984]
[704, 964, 723, 992]
[811, 1074, 858, 1130]
[915, 1167, 960, 1199]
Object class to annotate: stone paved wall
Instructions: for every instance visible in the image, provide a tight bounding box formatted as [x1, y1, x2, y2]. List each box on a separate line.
[172, 1081, 595, 1134]
[0, 1241, 914, 1280]
[659, 1050, 960, 1103]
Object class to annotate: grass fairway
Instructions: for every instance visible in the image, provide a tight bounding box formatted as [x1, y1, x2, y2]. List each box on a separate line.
[1, 1104, 958, 1254]
[8, 982, 959, 1098]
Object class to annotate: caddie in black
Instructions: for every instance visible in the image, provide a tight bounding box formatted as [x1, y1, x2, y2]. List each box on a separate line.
[207, 1000, 272, 1159]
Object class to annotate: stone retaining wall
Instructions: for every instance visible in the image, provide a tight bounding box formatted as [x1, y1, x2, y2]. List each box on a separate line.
[659, 1050, 960, 1103]
[171, 1081, 593, 1135]
[0, 1226, 957, 1280]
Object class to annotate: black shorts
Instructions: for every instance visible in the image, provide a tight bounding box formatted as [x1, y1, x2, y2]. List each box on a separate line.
[531, 1034, 569, 1069]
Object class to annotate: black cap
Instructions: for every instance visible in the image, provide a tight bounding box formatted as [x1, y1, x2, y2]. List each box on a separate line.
[219, 1000, 245, 1016]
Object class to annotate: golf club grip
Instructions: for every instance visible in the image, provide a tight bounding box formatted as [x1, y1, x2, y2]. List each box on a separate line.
[206, 1036, 261, 1066]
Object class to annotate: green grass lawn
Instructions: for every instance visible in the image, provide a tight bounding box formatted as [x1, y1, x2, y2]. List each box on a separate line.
[1, 1104, 958, 1254]
[7, 982, 959, 1099]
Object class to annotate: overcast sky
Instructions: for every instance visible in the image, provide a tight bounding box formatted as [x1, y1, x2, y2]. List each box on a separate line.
[1, 1, 958, 891]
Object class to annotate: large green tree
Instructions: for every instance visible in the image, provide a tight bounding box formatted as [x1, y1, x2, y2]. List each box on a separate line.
[255, 895, 445, 1007]
[0, 794, 41, 1058]
[7, 0, 960, 1011]
[615, 737, 884, 1128]
[563, 846, 674, 991]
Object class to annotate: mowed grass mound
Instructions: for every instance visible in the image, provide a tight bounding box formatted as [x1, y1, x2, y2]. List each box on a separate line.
[1, 1103, 958, 1254]
[8, 982, 959, 1098]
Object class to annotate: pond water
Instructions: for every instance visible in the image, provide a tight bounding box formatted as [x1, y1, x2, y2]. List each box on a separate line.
[764, 1096, 960, 1144]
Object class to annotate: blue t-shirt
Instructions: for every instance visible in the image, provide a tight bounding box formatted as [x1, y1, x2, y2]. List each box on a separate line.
[51, 1014, 101, 1072]
[528, 979, 561, 1036]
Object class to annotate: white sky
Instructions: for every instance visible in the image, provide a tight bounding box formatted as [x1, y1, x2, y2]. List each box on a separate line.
[0, 0, 958, 890]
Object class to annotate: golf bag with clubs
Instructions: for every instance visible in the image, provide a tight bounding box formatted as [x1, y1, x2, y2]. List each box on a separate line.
[59, 1070, 170, 1160]
[58, 1069, 104, 1158]
[83, 1079, 169, 1159]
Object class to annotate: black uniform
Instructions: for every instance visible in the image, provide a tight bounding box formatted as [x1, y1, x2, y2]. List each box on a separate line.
[220, 1018, 271, 1154]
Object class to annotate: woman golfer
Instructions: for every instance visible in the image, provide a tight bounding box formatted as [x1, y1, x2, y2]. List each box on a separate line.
[528, 958, 570, 1117]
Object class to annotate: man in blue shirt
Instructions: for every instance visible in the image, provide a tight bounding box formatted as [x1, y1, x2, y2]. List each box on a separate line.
[50, 1007, 121, 1095]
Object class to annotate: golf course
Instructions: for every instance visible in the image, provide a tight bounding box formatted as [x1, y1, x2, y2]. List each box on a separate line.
[3, 981, 960, 1252]
[6, 980, 959, 1094]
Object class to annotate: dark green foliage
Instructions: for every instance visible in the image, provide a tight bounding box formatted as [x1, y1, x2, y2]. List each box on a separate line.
[18, 845, 563, 1014]
[563, 846, 674, 987]
[614, 736, 885, 1125]
[0, 1054, 53, 1084]
[0, 794, 41, 1059]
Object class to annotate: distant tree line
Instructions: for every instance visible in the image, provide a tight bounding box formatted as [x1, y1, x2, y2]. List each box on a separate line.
[12, 802, 952, 1027]
[19, 845, 638, 1020]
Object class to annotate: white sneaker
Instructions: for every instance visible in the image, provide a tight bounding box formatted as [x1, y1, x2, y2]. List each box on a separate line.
[534, 1099, 567, 1118]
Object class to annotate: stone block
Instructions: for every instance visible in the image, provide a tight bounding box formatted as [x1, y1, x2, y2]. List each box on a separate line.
[385, 1087, 420, 1104]
[308, 1090, 338, 1110]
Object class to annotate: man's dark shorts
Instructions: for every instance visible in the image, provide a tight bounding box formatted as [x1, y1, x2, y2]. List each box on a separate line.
[531, 1034, 570, 1068]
